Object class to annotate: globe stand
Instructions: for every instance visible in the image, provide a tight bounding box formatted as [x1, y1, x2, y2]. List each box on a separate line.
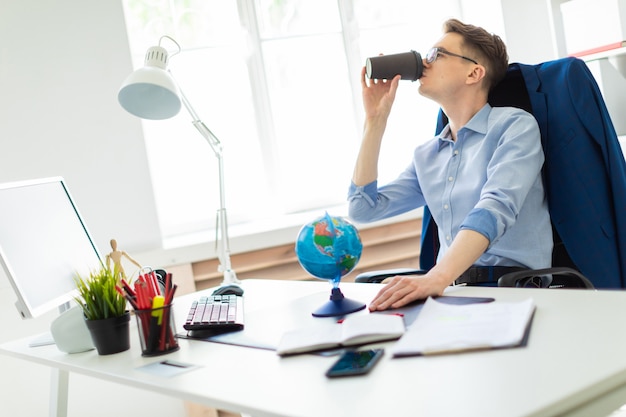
[312, 287, 366, 317]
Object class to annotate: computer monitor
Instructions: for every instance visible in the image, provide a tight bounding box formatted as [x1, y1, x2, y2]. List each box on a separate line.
[0, 177, 103, 319]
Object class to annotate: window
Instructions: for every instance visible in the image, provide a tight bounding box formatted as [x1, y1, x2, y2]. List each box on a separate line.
[121, 0, 462, 245]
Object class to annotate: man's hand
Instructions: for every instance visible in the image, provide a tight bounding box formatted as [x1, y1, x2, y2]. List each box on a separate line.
[361, 66, 401, 121]
[368, 230, 490, 311]
[352, 68, 401, 186]
[367, 272, 449, 311]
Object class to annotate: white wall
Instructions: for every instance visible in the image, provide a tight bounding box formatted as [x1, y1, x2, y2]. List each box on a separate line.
[0, 1, 184, 415]
[0, 0, 161, 255]
[500, 0, 558, 63]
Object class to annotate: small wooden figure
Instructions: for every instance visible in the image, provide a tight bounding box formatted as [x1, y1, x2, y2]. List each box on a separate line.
[106, 239, 142, 279]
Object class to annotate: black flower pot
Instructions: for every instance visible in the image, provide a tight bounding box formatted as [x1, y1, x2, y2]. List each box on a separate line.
[85, 312, 131, 355]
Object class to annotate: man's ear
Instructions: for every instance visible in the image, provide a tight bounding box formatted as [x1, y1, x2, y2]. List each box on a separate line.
[466, 65, 486, 86]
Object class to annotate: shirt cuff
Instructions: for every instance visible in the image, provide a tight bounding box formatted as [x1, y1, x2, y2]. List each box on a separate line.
[460, 208, 498, 243]
[348, 180, 378, 207]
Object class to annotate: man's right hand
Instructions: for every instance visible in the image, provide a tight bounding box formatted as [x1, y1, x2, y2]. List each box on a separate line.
[361, 66, 401, 122]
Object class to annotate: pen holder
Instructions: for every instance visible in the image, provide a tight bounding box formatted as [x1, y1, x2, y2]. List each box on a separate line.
[135, 303, 180, 357]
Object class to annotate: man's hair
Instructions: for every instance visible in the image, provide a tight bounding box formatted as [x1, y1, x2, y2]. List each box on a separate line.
[443, 18, 508, 92]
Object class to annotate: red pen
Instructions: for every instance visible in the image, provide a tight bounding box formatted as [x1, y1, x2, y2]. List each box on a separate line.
[121, 278, 136, 297]
[116, 285, 138, 310]
[165, 273, 172, 298]
[164, 284, 178, 348]
[135, 280, 151, 309]
[149, 270, 160, 296]
[165, 284, 177, 306]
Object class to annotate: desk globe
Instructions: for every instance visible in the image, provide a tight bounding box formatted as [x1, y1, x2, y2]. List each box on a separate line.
[295, 213, 366, 317]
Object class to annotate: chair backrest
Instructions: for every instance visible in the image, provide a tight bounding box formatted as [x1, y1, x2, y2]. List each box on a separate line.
[420, 57, 626, 288]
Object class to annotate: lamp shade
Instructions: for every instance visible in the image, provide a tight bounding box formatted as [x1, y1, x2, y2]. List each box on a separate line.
[118, 45, 182, 120]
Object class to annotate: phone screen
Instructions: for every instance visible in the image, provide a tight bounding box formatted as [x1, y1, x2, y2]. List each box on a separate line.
[325, 348, 384, 378]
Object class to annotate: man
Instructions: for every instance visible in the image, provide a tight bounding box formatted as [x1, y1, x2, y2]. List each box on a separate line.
[348, 19, 552, 311]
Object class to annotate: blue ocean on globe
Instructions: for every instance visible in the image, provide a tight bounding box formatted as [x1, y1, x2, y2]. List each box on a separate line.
[295, 213, 363, 284]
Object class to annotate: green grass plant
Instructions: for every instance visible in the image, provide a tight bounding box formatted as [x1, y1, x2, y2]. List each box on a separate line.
[74, 265, 127, 320]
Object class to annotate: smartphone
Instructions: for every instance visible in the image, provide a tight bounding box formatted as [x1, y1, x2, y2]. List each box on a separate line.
[325, 348, 384, 378]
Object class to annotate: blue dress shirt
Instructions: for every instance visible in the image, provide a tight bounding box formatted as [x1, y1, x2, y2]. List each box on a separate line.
[348, 104, 553, 269]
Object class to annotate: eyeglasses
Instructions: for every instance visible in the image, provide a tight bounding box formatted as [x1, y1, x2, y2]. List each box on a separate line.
[425, 47, 478, 65]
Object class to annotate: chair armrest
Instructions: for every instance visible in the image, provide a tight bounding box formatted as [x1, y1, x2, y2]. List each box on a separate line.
[354, 268, 427, 283]
[497, 267, 595, 289]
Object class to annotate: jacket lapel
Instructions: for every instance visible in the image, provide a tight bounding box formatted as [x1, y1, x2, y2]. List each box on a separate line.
[516, 63, 549, 150]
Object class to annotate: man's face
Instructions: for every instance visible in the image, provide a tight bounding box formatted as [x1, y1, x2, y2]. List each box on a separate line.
[418, 32, 477, 103]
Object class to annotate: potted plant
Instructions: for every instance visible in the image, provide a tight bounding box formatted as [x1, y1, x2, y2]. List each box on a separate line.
[74, 264, 131, 355]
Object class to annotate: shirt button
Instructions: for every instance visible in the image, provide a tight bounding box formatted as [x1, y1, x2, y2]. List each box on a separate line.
[448, 176, 454, 182]
[446, 235, 451, 241]
[454, 150, 459, 155]
[444, 204, 449, 210]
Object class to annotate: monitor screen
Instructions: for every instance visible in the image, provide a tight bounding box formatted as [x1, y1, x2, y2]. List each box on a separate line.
[0, 177, 103, 319]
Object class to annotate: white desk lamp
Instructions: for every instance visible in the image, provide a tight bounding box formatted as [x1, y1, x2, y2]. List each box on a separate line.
[118, 36, 241, 293]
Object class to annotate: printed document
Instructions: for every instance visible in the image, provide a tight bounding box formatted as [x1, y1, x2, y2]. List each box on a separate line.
[391, 297, 535, 357]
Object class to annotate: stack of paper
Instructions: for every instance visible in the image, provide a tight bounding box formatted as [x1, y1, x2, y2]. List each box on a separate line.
[391, 297, 535, 357]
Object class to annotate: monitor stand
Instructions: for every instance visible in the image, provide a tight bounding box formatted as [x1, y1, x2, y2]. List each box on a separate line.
[29, 332, 55, 347]
[27, 301, 72, 347]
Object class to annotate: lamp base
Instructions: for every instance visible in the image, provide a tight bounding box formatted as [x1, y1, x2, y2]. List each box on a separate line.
[312, 287, 366, 317]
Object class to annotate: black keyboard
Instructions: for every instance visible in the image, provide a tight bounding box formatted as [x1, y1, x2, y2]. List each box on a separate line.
[183, 294, 244, 332]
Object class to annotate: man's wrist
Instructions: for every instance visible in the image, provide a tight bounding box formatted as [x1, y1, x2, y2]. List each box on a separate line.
[427, 266, 459, 288]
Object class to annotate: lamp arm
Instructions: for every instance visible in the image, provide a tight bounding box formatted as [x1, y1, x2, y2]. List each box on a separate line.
[179, 87, 223, 158]
[178, 86, 239, 285]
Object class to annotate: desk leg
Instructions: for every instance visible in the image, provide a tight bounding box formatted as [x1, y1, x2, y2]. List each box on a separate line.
[49, 368, 69, 417]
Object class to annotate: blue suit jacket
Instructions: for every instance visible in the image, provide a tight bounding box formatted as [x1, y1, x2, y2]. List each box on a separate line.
[421, 57, 626, 288]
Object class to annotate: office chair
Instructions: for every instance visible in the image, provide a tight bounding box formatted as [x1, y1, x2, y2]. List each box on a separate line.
[355, 57, 626, 289]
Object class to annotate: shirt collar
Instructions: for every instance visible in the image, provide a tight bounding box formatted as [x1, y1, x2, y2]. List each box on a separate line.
[436, 103, 492, 151]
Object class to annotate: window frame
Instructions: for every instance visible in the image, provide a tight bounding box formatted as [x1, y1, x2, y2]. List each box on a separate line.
[123, 0, 464, 249]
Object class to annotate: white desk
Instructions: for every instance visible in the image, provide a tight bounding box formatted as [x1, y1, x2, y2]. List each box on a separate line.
[2, 279, 626, 417]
